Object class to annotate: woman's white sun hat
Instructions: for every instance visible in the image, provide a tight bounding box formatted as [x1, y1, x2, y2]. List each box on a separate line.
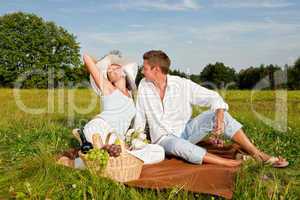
[90, 53, 138, 96]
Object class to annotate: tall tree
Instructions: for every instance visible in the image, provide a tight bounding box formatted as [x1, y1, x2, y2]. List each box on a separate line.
[200, 62, 237, 89]
[287, 57, 300, 89]
[0, 12, 81, 88]
[266, 64, 281, 90]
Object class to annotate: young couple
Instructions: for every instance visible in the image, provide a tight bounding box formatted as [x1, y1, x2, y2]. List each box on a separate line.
[58, 50, 288, 169]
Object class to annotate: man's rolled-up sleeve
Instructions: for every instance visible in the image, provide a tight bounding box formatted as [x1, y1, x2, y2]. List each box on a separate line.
[187, 79, 228, 111]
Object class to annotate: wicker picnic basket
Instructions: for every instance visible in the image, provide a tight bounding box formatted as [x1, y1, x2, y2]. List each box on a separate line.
[78, 132, 144, 182]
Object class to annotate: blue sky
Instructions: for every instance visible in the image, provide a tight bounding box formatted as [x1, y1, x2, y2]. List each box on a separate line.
[1, 0, 300, 73]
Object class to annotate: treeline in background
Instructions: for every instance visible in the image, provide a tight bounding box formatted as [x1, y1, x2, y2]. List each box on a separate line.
[1, 12, 299, 90]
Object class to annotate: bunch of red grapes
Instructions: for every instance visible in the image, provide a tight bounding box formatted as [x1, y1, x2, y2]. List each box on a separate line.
[101, 144, 122, 157]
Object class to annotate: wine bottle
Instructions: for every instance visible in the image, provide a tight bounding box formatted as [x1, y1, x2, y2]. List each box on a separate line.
[79, 128, 93, 154]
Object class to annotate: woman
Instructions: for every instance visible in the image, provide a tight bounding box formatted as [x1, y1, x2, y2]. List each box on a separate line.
[58, 51, 165, 168]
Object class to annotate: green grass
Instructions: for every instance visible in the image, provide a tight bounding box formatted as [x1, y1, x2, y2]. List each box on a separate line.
[0, 89, 299, 199]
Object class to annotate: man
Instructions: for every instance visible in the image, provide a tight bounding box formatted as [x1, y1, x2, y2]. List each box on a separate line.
[134, 50, 288, 168]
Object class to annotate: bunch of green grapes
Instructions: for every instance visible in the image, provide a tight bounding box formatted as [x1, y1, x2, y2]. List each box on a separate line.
[86, 149, 109, 169]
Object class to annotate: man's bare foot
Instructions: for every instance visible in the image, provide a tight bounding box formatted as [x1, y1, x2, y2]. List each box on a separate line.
[252, 151, 289, 168]
[57, 156, 75, 168]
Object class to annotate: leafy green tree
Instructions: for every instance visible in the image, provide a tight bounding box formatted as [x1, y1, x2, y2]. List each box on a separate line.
[238, 64, 283, 89]
[238, 67, 262, 89]
[200, 62, 237, 89]
[0, 12, 81, 88]
[287, 57, 300, 89]
[169, 69, 188, 78]
[266, 64, 281, 89]
[66, 64, 89, 88]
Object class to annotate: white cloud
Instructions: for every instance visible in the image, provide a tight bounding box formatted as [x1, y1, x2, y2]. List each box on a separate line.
[110, 0, 201, 11]
[213, 0, 294, 8]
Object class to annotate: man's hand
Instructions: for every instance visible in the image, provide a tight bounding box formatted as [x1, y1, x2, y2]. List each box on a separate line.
[208, 109, 225, 148]
[213, 109, 225, 137]
[208, 135, 224, 148]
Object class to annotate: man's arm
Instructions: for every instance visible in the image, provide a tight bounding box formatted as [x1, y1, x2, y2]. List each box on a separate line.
[214, 108, 225, 136]
[187, 79, 228, 136]
[188, 79, 228, 111]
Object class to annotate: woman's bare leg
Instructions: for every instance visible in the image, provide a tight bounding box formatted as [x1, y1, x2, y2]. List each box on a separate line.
[231, 129, 271, 161]
[203, 152, 242, 167]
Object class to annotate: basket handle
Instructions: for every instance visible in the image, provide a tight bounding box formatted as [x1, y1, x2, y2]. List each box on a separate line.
[105, 132, 126, 153]
[92, 134, 103, 149]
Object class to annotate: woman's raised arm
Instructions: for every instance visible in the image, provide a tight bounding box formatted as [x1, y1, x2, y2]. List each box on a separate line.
[83, 54, 114, 95]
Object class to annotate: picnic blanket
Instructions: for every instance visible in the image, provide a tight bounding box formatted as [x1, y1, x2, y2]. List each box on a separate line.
[126, 142, 242, 199]
[61, 142, 243, 199]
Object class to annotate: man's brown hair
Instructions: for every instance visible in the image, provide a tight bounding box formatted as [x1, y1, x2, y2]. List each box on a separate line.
[143, 50, 171, 74]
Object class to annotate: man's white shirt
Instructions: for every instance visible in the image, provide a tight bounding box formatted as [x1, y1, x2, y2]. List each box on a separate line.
[134, 75, 229, 144]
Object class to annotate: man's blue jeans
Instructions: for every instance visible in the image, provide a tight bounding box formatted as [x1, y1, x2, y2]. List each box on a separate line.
[158, 111, 243, 164]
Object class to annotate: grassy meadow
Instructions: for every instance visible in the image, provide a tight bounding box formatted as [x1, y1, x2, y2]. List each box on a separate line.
[0, 89, 299, 199]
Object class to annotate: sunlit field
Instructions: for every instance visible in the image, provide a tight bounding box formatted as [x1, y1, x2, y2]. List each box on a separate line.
[0, 89, 299, 199]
